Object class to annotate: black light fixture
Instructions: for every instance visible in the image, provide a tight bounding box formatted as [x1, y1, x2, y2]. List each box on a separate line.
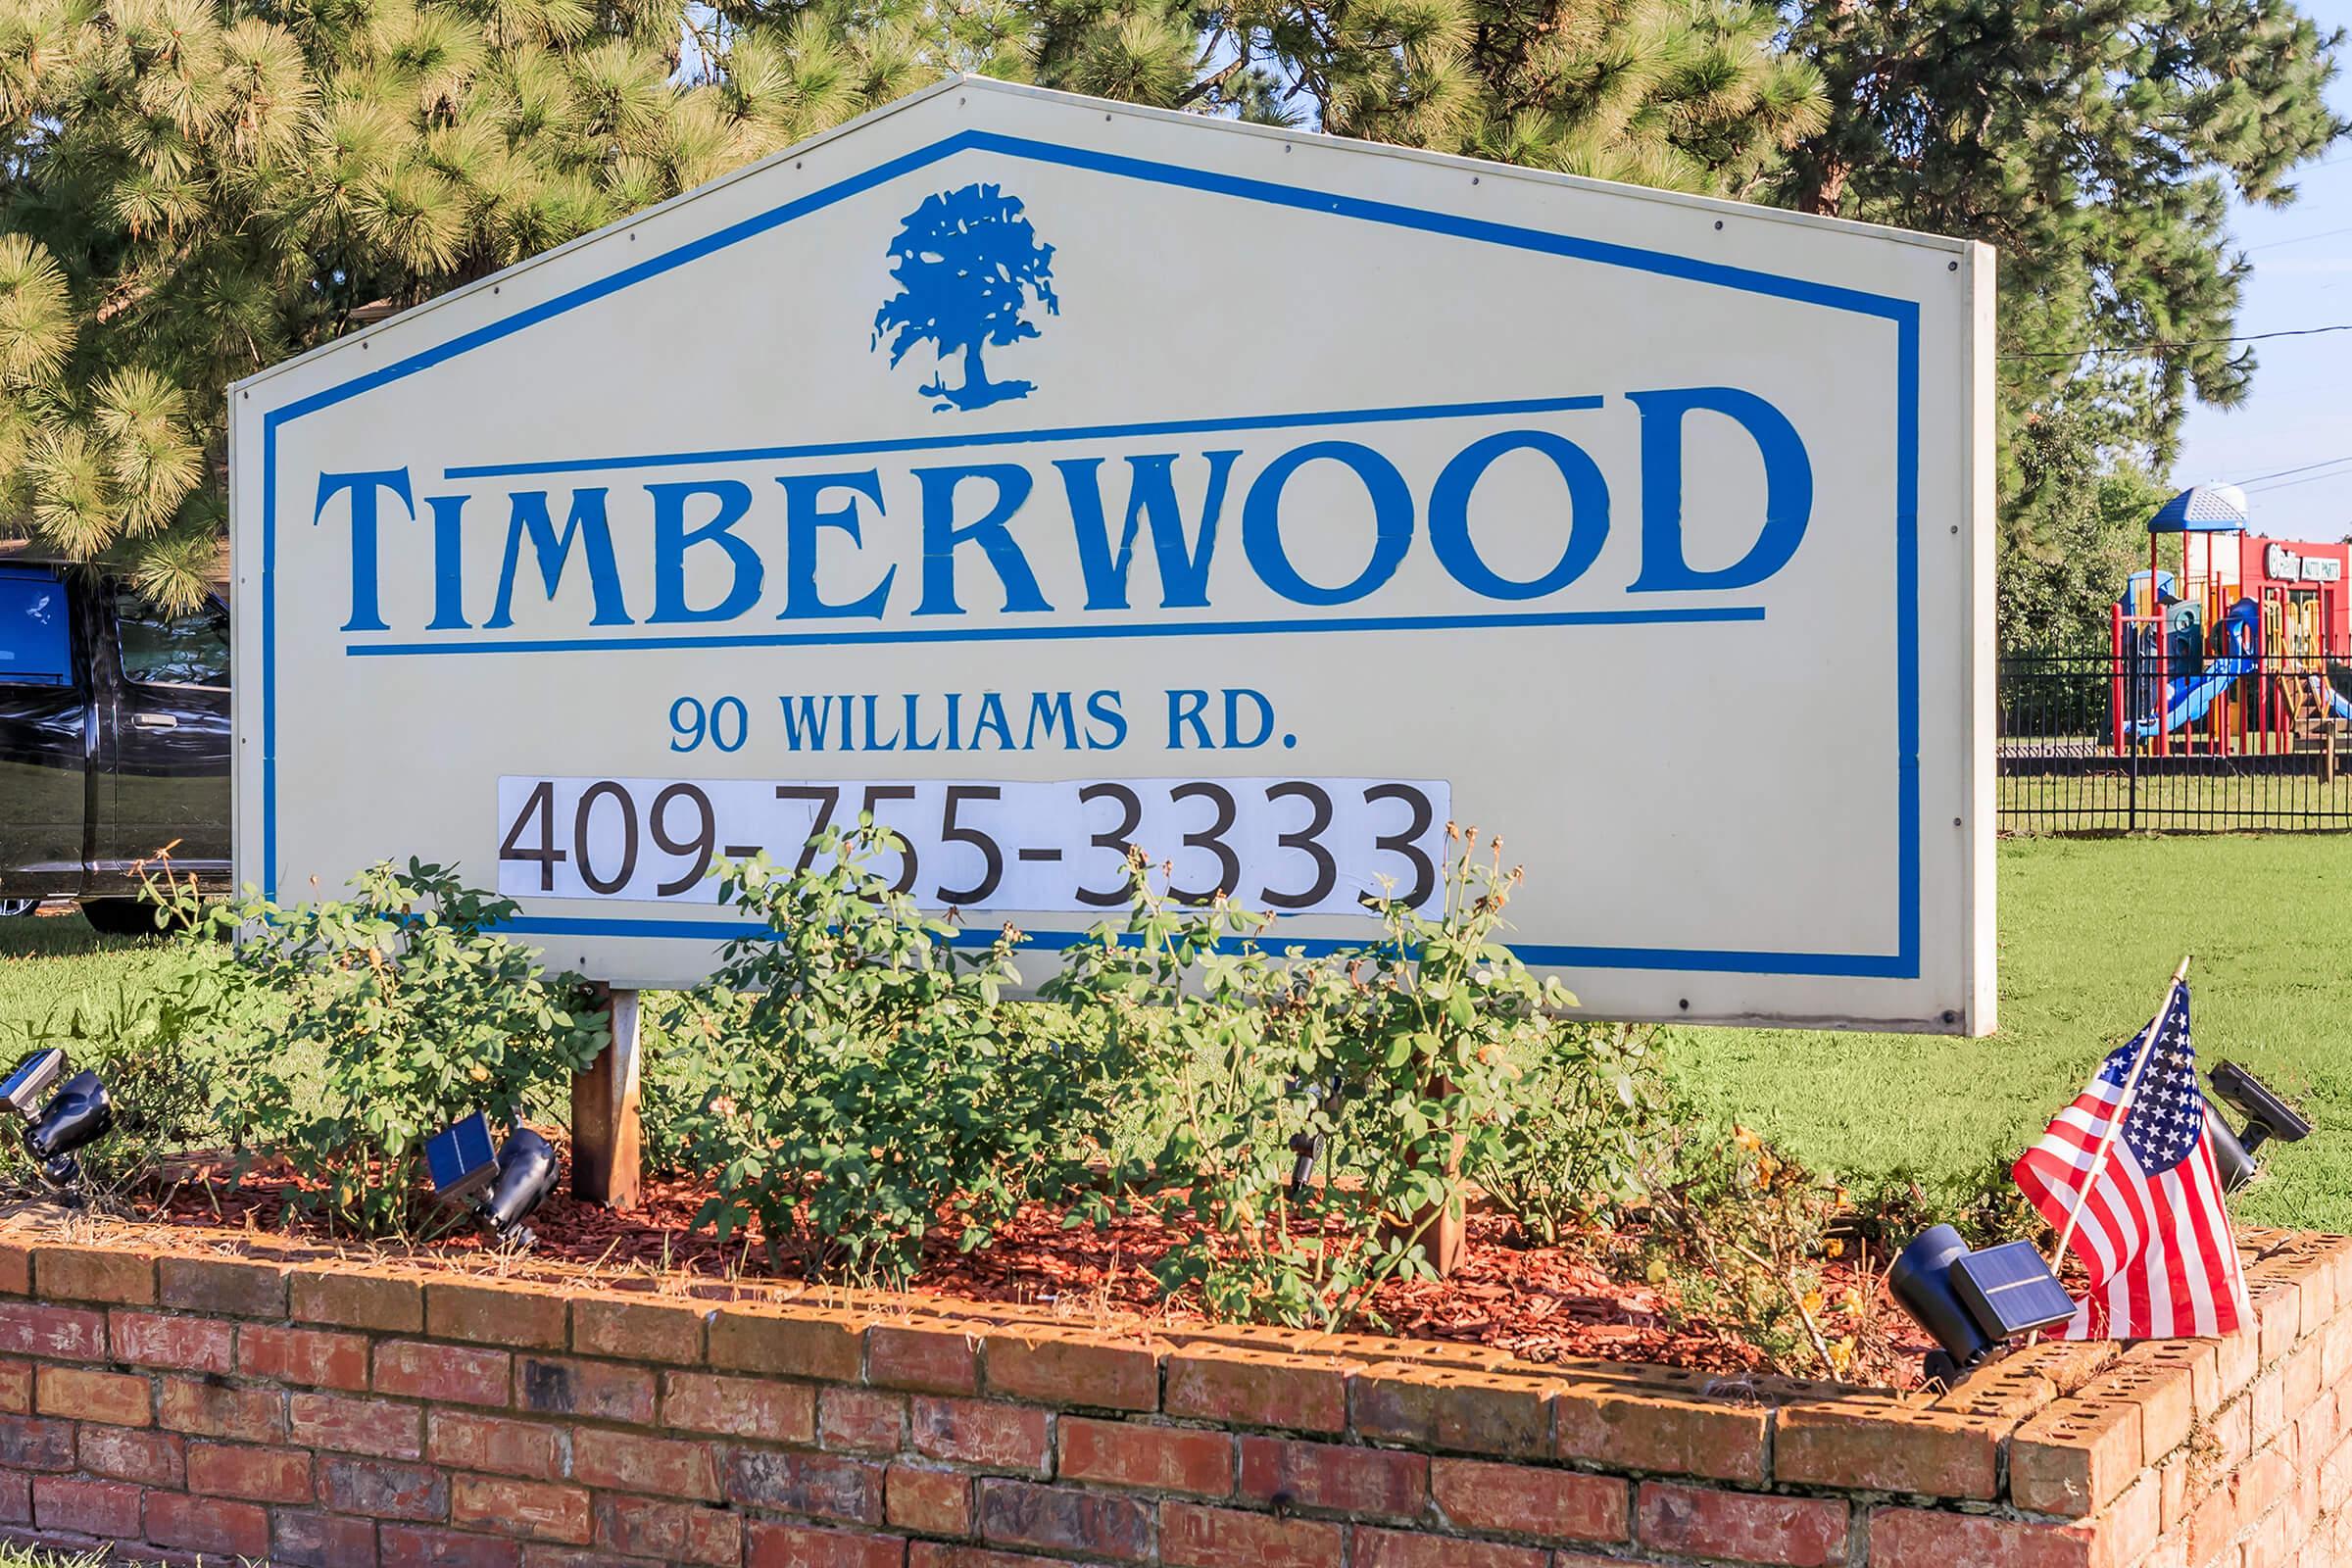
[2206, 1061, 2309, 1193]
[426, 1113, 559, 1249]
[0, 1050, 114, 1200]
[1890, 1224, 2076, 1387]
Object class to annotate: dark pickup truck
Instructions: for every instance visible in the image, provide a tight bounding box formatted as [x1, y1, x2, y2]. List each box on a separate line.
[0, 560, 229, 930]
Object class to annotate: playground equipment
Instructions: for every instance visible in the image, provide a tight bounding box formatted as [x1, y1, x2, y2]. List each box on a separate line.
[2110, 486, 2352, 760]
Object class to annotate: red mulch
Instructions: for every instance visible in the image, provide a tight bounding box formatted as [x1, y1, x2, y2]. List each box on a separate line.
[144, 1152, 1932, 1386]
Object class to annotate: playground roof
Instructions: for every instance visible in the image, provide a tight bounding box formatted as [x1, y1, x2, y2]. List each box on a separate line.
[2149, 484, 2249, 533]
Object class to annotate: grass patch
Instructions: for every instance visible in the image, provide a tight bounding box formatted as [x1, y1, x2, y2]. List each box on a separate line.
[0, 913, 177, 1043]
[1670, 833, 2352, 1231]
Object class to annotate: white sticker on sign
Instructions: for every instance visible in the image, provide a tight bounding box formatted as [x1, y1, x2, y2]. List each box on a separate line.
[496, 776, 1450, 916]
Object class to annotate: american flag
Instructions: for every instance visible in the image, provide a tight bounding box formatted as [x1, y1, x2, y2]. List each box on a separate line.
[2012, 980, 2249, 1340]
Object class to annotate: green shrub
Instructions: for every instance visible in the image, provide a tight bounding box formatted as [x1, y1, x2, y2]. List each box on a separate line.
[1468, 1019, 1663, 1247]
[674, 826, 1113, 1287]
[198, 860, 608, 1238]
[1044, 831, 1592, 1329]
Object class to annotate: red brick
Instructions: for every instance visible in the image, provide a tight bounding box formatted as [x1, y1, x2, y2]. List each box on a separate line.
[1238, 1436, 1423, 1518]
[1166, 1349, 1348, 1433]
[1435, 1456, 1626, 1543]
[453, 1474, 592, 1544]
[1774, 1402, 1998, 1499]
[888, 1463, 973, 1536]
[159, 1252, 288, 1316]
[1637, 1481, 1844, 1566]
[427, 1280, 570, 1349]
[515, 1355, 655, 1424]
[380, 1524, 525, 1568]
[906, 1550, 1088, 1568]
[187, 1440, 314, 1501]
[78, 1423, 182, 1486]
[376, 1339, 513, 1405]
[708, 1303, 865, 1381]
[985, 1333, 1158, 1411]
[575, 1427, 719, 1499]
[34, 1364, 150, 1426]
[1161, 1500, 1339, 1568]
[321, 1455, 454, 1520]
[0, 1242, 29, 1296]
[1351, 1367, 1552, 1457]
[570, 1296, 703, 1363]
[977, 1478, 1154, 1562]
[912, 1396, 1053, 1473]
[159, 1373, 286, 1443]
[242, 1322, 372, 1389]
[726, 1447, 884, 1523]
[2012, 1395, 2144, 1519]
[147, 1489, 272, 1557]
[0, 1469, 26, 1525]
[824, 1385, 910, 1452]
[1060, 1417, 1232, 1496]
[34, 1244, 154, 1304]
[1351, 1527, 1544, 1568]
[1870, 1505, 2096, 1567]
[518, 1550, 650, 1568]
[32, 1475, 141, 1539]
[870, 1321, 982, 1394]
[0, 1413, 76, 1470]
[747, 1520, 906, 1568]
[0, 1356, 26, 1413]
[1553, 1382, 1768, 1484]
[294, 1265, 426, 1334]
[0, 1300, 107, 1359]
[663, 1369, 816, 1441]
[293, 1391, 425, 1458]
[428, 1410, 564, 1480]
[275, 1507, 381, 1568]
[594, 1494, 743, 1565]
[111, 1308, 233, 1372]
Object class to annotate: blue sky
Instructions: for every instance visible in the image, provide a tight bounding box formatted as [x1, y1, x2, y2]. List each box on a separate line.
[2169, 0, 2352, 541]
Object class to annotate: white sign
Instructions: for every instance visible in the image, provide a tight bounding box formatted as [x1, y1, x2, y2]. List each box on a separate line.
[2269, 543, 2303, 581]
[230, 76, 1996, 1032]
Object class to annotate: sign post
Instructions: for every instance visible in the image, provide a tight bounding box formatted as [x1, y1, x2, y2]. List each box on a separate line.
[231, 73, 2000, 1186]
[570, 987, 641, 1207]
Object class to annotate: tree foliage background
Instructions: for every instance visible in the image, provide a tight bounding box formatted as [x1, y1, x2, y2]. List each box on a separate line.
[0, 0, 2340, 640]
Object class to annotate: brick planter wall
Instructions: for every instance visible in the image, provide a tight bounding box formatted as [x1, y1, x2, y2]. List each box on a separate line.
[0, 1221, 2341, 1567]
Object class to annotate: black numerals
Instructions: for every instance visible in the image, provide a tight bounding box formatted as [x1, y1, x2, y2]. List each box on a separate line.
[1168, 781, 1239, 905]
[1262, 781, 1337, 908]
[498, 779, 566, 892]
[935, 786, 1004, 906]
[773, 786, 840, 872]
[650, 784, 715, 897]
[859, 784, 919, 895]
[573, 781, 639, 895]
[1363, 783, 1437, 908]
[1076, 782, 1142, 906]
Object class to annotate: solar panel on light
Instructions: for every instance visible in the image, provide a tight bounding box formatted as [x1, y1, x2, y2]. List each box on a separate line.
[426, 1112, 499, 1201]
[0, 1047, 63, 1118]
[1951, 1241, 2076, 1338]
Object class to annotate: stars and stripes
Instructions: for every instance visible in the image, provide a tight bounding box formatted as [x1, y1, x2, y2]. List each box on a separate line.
[2011, 979, 2249, 1340]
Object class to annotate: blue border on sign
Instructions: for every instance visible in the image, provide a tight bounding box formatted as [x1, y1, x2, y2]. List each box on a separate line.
[261, 126, 1924, 979]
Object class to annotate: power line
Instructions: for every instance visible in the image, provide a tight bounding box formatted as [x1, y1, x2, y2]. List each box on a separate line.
[1999, 321, 2352, 359]
[2231, 454, 2352, 487]
[2246, 223, 2352, 252]
[2244, 466, 2352, 496]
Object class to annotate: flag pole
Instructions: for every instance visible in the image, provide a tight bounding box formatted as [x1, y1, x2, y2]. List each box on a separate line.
[2046, 953, 2193, 1275]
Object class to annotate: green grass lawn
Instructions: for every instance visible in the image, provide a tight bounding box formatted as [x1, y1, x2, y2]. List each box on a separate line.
[1670, 833, 2352, 1232]
[6, 832, 2351, 1233]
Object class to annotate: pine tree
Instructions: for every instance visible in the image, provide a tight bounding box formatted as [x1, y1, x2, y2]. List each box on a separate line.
[1782, 0, 2347, 626]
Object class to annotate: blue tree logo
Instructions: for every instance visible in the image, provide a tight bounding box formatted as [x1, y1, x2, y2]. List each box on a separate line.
[872, 183, 1059, 413]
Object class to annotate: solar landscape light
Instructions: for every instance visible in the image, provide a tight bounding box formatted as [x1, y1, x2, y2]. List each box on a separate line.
[0, 1052, 117, 1200]
[427, 1113, 559, 1249]
[1890, 1224, 2076, 1387]
[0, 1048, 65, 1119]
[2205, 1061, 2309, 1194]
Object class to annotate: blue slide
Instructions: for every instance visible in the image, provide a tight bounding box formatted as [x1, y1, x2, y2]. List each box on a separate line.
[2319, 667, 2352, 725]
[2133, 598, 2262, 738]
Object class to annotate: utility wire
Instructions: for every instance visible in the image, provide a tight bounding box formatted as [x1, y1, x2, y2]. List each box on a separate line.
[1999, 322, 2352, 359]
[2231, 454, 2352, 487]
[2245, 223, 2352, 253]
[2245, 466, 2352, 496]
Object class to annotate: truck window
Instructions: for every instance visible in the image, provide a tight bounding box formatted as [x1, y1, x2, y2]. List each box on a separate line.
[117, 593, 228, 690]
[0, 570, 71, 686]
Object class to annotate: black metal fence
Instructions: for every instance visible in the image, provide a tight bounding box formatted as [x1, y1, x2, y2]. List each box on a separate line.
[1998, 650, 2352, 833]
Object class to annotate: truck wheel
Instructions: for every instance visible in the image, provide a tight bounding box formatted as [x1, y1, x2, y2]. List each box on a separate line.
[0, 899, 34, 918]
[79, 900, 164, 937]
